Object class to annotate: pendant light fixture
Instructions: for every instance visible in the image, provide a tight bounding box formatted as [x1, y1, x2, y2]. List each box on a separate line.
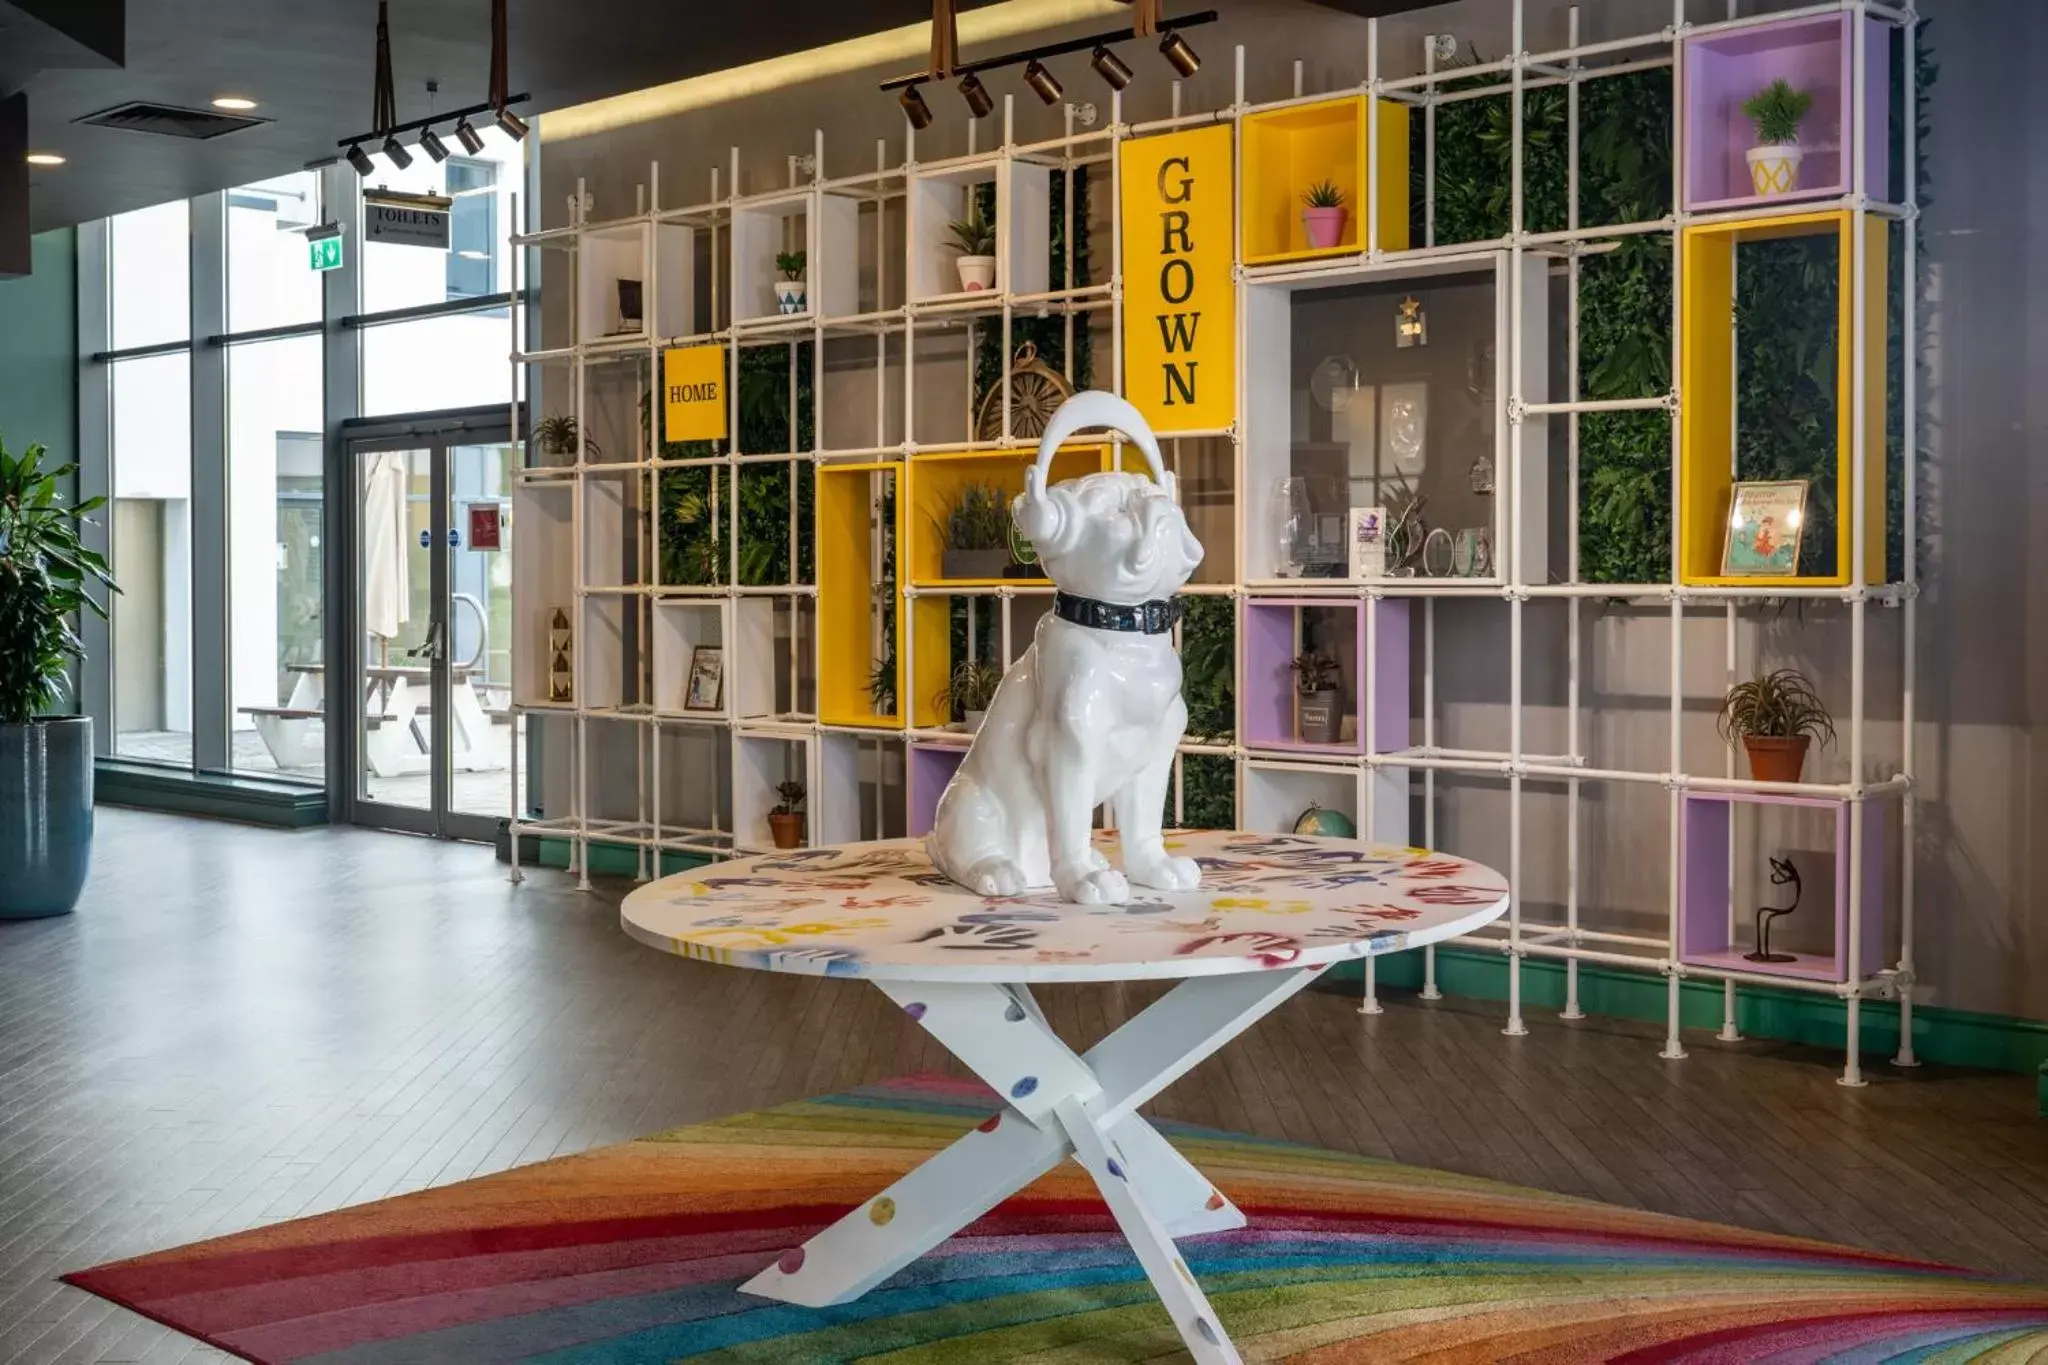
[1159, 28, 1201, 77]
[1090, 45, 1134, 90]
[957, 71, 993, 118]
[1023, 59, 1063, 104]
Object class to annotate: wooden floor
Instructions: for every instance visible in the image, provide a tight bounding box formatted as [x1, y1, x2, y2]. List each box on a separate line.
[2, 810, 2044, 1363]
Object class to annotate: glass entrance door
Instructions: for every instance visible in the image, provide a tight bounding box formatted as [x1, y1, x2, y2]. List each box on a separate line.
[346, 433, 517, 840]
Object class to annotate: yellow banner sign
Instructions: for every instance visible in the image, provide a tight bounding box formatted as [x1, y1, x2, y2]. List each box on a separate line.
[1120, 123, 1235, 435]
[663, 345, 728, 444]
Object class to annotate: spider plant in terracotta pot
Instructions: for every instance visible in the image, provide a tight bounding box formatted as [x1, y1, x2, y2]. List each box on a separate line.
[768, 780, 806, 849]
[1718, 668, 1834, 784]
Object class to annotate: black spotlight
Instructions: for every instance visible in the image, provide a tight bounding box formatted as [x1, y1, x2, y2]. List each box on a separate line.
[1023, 59, 1063, 105]
[418, 127, 450, 163]
[1091, 45, 1134, 91]
[496, 106, 529, 141]
[957, 71, 993, 119]
[382, 134, 413, 170]
[347, 143, 376, 177]
[899, 83, 934, 130]
[453, 117, 485, 155]
[1160, 30, 1201, 78]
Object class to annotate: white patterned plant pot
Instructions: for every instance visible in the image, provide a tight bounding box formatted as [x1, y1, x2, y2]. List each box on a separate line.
[775, 281, 807, 314]
[1745, 144, 1804, 197]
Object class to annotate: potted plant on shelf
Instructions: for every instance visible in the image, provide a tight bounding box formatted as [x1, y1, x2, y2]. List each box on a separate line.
[534, 414, 598, 462]
[768, 780, 806, 849]
[1301, 179, 1348, 251]
[947, 211, 997, 292]
[868, 651, 896, 717]
[0, 436, 117, 919]
[775, 249, 807, 315]
[939, 482, 1015, 580]
[1740, 78, 1814, 197]
[944, 659, 1005, 732]
[1718, 667, 1835, 783]
[1291, 649, 1345, 745]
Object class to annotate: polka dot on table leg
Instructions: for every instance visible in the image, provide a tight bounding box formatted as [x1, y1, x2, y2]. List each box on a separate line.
[777, 1248, 806, 1275]
[1205, 1189, 1226, 1210]
[1004, 1000, 1027, 1022]
[903, 1002, 927, 1021]
[1010, 1076, 1038, 1100]
[1194, 1316, 1220, 1344]
[977, 1112, 1002, 1132]
[869, 1197, 896, 1226]
[1106, 1158, 1126, 1180]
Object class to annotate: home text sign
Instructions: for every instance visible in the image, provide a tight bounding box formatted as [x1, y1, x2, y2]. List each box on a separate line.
[365, 193, 452, 250]
[1119, 124, 1235, 435]
[663, 345, 728, 444]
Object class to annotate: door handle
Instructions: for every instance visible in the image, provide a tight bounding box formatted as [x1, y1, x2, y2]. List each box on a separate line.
[406, 619, 446, 662]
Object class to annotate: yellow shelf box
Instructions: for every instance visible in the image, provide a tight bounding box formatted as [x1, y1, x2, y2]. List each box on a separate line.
[816, 460, 905, 728]
[1678, 209, 1887, 588]
[902, 444, 1111, 588]
[1240, 96, 1410, 267]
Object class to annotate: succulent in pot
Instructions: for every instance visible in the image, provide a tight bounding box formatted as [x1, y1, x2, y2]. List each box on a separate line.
[947, 212, 997, 292]
[1717, 667, 1834, 784]
[768, 780, 807, 849]
[1290, 649, 1345, 745]
[774, 249, 807, 315]
[1300, 179, 1349, 251]
[1740, 78, 1814, 197]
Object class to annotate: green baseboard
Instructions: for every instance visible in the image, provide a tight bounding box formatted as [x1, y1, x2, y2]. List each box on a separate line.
[525, 835, 709, 880]
[1329, 946, 2048, 1080]
[95, 759, 327, 829]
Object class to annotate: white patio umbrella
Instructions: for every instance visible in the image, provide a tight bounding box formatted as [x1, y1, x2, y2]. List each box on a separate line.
[362, 451, 412, 653]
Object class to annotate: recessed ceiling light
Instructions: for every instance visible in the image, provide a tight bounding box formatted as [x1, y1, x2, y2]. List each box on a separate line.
[212, 96, 259, 111]
[25, 152, 65, 166]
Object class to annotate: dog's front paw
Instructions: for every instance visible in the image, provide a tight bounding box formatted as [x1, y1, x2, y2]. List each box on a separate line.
[965, 857, 1030, 897]
[1127, 853, 1202, 892]
[1054, 862, 1131, 905]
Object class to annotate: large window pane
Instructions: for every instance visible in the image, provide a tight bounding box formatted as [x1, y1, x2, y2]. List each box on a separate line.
[228, 172, 323, 332]
[361, 125, 521, 314]
[228, 336, 325, 779]
[110, 352, 194, 766]
[109, 201, 190, 350]
[360, 313, 517, 417]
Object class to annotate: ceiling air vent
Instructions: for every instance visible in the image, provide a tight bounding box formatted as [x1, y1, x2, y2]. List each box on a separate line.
[74, 101, 268, 140]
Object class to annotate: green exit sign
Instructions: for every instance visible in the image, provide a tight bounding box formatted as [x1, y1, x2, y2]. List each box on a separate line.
[309, 235, 343, 272]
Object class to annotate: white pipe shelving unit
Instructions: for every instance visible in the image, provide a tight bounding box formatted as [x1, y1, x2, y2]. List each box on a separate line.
[507, 0, 1922, 1085]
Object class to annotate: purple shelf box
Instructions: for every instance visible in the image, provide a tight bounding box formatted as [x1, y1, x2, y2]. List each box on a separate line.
[1682, 13, 1890, 212]
[1678, 791, 1885, 984]
[908, 742, 969, 838]
[1241, 598, 1410, 755]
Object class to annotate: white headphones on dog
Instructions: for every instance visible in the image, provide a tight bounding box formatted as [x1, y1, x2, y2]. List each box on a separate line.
[1014, 391, 1178, 552]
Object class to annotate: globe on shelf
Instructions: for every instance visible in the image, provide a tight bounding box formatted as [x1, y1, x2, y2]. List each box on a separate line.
[1292, 803, 1357, 838]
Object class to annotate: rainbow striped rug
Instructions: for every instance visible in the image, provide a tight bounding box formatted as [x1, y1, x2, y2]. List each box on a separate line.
[68, 1076, 2048, 1362]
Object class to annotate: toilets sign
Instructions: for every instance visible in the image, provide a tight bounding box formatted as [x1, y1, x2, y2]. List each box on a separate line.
[663, 345, 728, 443]
[1119, 123, 1235, 435]
[364, 190, 452, 249]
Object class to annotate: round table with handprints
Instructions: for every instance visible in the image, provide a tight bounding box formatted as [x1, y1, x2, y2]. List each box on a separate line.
[619, 831, 1509, 1365]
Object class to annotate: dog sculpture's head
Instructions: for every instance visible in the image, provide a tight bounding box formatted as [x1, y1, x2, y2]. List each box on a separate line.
[1011, 392, 1204, 605]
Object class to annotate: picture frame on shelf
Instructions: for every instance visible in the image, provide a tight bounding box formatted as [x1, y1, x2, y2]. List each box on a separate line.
[1721, 479, 1808, 577]
[685, 645, 725, 711]
[614, 279, 644, 334]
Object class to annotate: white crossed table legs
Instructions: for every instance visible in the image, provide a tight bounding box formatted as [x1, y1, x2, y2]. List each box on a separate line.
[740, 964, 1326, 1365]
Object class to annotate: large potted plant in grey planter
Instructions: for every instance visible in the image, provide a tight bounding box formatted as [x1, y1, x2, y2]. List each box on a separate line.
[0, 437, 116, 919]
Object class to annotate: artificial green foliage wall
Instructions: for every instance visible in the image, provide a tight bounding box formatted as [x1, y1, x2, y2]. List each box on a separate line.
[658, 346, 816, 587]
[1176, 594, 1235, 826]
[971, 172, 1094, 413]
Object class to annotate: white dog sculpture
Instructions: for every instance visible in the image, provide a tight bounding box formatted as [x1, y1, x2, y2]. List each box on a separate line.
[926, 392, 1204, 905]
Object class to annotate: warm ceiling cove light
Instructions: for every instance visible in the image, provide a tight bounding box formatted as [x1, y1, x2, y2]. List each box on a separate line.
[1090, 44, 1133, 90]
[25, 152, 65, 166]
[211, 95, 259, 111]
[957, 71, 993, 118]
[899, 83, 933, 129]
[1159, 30, 1200, 77]
[1023, 59, 1062, 104]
